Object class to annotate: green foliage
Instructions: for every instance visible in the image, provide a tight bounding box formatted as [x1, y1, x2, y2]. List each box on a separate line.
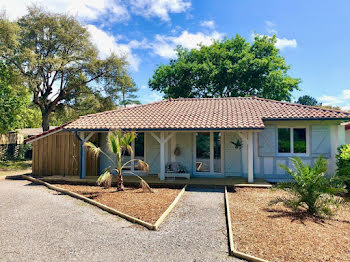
[295, 95, 321, 106]
[0, 63, 32, 133]
[0, 160, 32, 171]
[272, 156, 347, 216]
[335, 144, 350, 189]
[85, 132, 151, 192]
[149, 34, 300, 101]
[0, 6, 133, 131]
[49, 90, 117, 126]
[116, 75, 140, 107]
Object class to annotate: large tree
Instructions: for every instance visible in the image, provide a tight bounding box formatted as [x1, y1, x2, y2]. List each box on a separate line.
[149, 35, 300, 101]
[0, 63, 28, 133]
[117, 75, 140, 107]
[50, 88, 117, 126]
[296, 95, 321, 106]
[0, 6, 131, 131]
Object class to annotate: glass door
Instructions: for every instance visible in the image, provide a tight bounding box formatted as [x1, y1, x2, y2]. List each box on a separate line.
[195, 132, 221, 174]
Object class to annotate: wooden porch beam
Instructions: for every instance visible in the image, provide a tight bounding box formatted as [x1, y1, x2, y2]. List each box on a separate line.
[76, 131, 95, 179]
[247, 132, 254, 183]
[160, 132, 165, 180]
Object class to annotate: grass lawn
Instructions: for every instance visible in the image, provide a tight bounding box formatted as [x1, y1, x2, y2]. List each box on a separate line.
[0, 160, 32, 176]
[229, 188, 350, 262]
[0, 160, 32, 171]
[54, 184, 181, 224]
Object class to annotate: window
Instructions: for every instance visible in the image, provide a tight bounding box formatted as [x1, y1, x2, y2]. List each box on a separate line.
[135, 132, 144, 160]
[278, 127, 307, 154]
[196, 132, 210, 172]
[214, 132, 221, 172]
[278, 128, 291, 153]
[196, 132, 222, 173]
[293, 128, 307, 153]
[122, 132, 144, 170]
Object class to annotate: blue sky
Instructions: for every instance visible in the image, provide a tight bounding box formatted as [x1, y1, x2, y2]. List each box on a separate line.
[2, 0, 350, 109]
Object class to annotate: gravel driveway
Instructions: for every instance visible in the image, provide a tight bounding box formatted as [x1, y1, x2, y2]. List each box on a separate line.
[0, 180, 242, 262]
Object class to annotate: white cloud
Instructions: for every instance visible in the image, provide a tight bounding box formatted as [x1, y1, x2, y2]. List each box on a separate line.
[253, 33, 297, 50]
[200, 20, 215, 29]
[86, 25, 140, 71]
[318, 89, 350, 110]
[152, 30, 224, 58]
[130, 0, 191, 21]
[275, 37, 297, 49]
[265, 20, 277, 34]
[0, 0, 129, 22]
[142, 91, 163, 103]
[140, 85, 147, 90]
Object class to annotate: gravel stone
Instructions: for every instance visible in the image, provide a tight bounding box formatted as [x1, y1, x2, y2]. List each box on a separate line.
[0, 180, 242, 262]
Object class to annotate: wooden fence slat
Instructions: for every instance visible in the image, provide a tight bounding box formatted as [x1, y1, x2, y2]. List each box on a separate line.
[31, 131, 99, 177]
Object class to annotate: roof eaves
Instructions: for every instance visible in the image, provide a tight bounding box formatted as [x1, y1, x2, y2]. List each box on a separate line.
[64, 126, 265, 132]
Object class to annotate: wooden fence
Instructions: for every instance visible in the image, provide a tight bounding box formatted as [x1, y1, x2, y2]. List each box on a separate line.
[32, 131, 99, 177]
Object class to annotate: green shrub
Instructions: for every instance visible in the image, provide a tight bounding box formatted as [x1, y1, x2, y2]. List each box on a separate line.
[335, 144, 350, 189]
[271, 156, 347, 216]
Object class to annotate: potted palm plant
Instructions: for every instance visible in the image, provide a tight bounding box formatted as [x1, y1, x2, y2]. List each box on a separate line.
[85, 131, 152, 192]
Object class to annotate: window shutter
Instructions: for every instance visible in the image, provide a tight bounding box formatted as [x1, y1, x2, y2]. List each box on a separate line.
[258, 127, 276, 157]
[311, 125, 331, 158]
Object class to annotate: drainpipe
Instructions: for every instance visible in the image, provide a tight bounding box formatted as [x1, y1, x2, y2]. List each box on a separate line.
[74, 131, 85, 179]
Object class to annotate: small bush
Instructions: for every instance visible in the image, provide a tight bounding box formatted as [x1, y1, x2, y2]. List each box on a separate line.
[335, 144, 350, 189]
[271, 156, 347, 217]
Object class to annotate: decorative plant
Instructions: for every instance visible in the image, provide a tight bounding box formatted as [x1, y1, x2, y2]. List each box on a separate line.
[270, 156, 347, 216]
[231, 139, 242, 149]
[335, 144, 350, 189]
[174, 146, 181, 156]
[85, 131, 153, 192]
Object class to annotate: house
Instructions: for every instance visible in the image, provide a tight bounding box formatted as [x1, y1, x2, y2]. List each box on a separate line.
[0, 127, 57, 160]
[25, 97, 350, 182]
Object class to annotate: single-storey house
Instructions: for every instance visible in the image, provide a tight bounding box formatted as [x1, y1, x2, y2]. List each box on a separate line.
[25, 97, 350, 182]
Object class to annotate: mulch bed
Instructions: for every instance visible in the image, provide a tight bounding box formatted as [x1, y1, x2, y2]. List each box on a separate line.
[229, 188, 350, 262]
[54, 184, 181, 224]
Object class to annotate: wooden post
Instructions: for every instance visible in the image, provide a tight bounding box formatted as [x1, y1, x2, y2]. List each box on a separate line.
[170, 134, 176, 162]
[75, 131, 95, 179]
[210, 132, 214, 173]
[160, 132, 165, 180]
[151, 131, 174, 180]
[247, 132, 254, 183]
[80, 132, 86, 179]
[131, 139, 135, 172]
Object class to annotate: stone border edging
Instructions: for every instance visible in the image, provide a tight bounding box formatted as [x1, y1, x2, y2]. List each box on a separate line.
[21, 174, 186, 231]
[224, 187, 269, 262]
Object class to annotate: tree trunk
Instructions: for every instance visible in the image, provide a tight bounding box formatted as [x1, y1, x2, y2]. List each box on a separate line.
[116, 171, 124, 191]
[41, 111, 50, 132]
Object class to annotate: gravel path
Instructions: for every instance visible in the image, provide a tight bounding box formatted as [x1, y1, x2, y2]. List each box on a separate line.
[0, 180, 242, 262]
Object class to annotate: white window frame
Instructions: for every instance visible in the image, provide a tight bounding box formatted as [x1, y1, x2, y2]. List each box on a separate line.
[277, 126, 309, 156]
[193, 131, 224, 175]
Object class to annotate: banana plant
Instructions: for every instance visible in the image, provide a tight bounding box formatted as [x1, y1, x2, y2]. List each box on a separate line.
[85, 131, 153, 192]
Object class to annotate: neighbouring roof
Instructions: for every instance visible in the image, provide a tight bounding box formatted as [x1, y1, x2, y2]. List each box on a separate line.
[24, 123, 70, 144]
[62, 97, 350, 131]
[15, 127, 57, 137]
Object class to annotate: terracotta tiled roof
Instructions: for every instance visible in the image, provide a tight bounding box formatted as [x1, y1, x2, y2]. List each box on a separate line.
[63, 97, 350, 131]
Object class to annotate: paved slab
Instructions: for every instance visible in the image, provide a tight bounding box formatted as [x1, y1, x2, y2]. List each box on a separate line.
[0, 180, 242, 262]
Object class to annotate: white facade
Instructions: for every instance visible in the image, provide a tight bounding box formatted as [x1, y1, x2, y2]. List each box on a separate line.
[97, 120, 346, 182]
